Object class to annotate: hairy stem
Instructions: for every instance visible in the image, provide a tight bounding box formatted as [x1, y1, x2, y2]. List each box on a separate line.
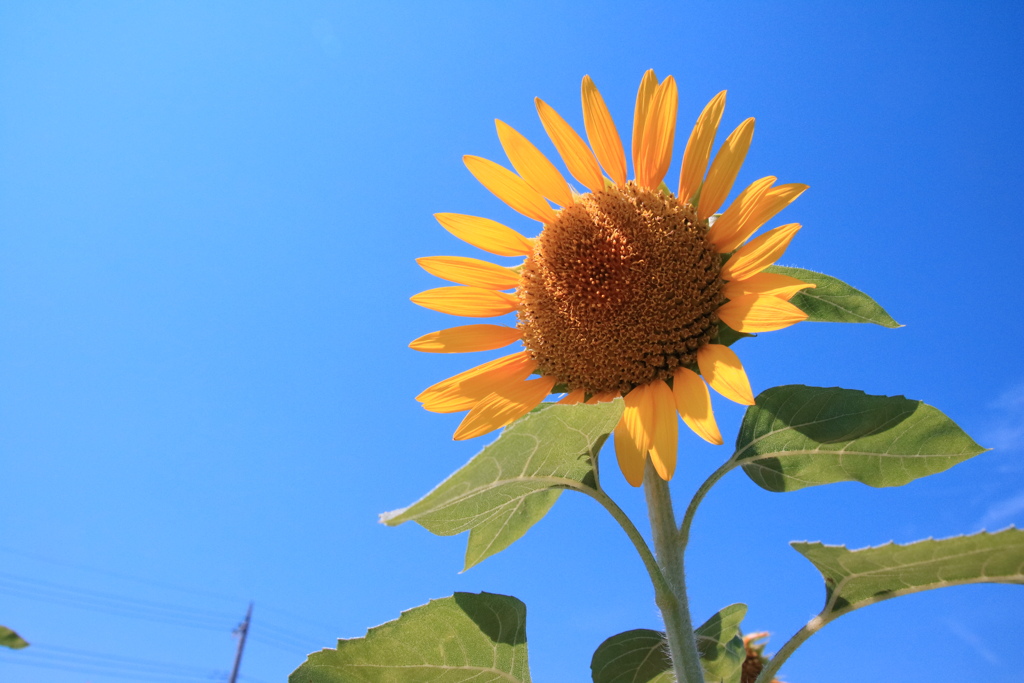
[754, 618, 824, 683]
[644, 462, 704, 683]
[584, 487, 673, 599]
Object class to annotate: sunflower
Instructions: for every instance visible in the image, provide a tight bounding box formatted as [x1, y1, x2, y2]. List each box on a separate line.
[411, 71, 812, 486]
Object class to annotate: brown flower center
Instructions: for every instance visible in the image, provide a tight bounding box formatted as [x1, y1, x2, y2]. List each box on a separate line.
[516, 183, 722, 395]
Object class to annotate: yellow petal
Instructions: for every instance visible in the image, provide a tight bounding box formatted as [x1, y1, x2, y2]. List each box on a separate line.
[614, 417, 646, 487]
[464, 155, 558, 224]
[585, 390, 620, 405]
[418, 351, 535, 412]
[454, 375, 556, 440]
[714, 183, 809, 254]
[632, 70, 658, 178]
[717, 294, 808, 333]
[698, 117, 755, 220]
[721, 272, 814, 301]
[417, 256, 520, 290]
[705, 176, 775, 252]
[434, 213, 535, 257]
[672, 367, 723, 445]
[647, 379, 678, 481]
[495, 120, 575, 208]
[410, 324, 522, 354]
[622, 383, 656, 453]
[697, 344, 755, 405]
[557, 388, 586, 405]
[410, 286, 518, 317]
[678, 91, 727, 204]
[636, 76, 678, 190]
[720, 223, 801, 281]
[535, 97, 605, 193]
[582, 75, 627, 186]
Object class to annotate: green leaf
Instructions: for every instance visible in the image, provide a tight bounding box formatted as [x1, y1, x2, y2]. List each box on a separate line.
[793, 528, 1024, 620]
[735, 385, 986, 492]
[694, 604, 747, 683]
[714, 321, 753, 348]
[766, 265, 900, 327]
[590, 629, 672, 683]
[382, 401, 623, 569]
[590, 607, 747, 683]
[290, 592, 530, 683]
[0, 626, 28, 649]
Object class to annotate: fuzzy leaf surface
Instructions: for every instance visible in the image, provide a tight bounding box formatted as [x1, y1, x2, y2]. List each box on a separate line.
[793, 528, 1024, 620]
[0, 626, 28, 649]
[590, 629, 672, 683]
[290, 592, 530, 683]
[694, 604, 746, 683]
[381, 402, 622, 569]
[766, 265, 900, 327]
[735, 385, 985, 492]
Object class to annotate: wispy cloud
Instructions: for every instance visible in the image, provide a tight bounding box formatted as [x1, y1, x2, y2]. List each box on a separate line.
[944, 619, 1001, 665]
[978, 490, 1024, 529]
[983, 383, 1024, 453]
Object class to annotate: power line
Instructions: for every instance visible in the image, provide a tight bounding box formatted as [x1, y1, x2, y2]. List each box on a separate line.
[0, 652, 225, 682]
[0, 546, 335, 640]
[31, 642, 227, 676]
[0, 569, 238, 622]
[0, 577, 235, 632]
[0, 642, 272, 683]
[0, 569, 326, 646]
[0, 545, 243, 605]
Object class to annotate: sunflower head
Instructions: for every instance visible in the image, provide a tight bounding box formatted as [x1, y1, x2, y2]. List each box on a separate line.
[412, 71, 811, 487]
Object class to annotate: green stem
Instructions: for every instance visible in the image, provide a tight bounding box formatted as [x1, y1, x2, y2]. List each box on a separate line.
[753, 617, 825, 683]
[584, 487, 673, 600]
[644, 462, 704, 683]
[679, 460, 735, 547]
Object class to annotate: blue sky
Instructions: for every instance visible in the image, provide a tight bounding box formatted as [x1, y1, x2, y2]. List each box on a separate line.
[1, 1, 1022, 681]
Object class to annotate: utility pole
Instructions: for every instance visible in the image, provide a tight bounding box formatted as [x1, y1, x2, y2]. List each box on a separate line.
[228, 602, 253, 683]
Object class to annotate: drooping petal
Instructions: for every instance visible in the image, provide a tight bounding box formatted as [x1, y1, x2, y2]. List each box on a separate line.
[581, 75, 627, 186]
[417, 256, 520, 290]
[495, 120, 575, 207]
[632, 69, 658, 175]
[714, 183, 809, 254]
[426, 361, 537, 417]
[705, 176, 775, 252]
[464, 155, 558, 224]
[697, 344, 755, 406]
[411, 286, 518, 317]
[722, 272, 814, 301]
[585, 390, 620, 405]
[535, 97, 605, 192]
[717, 294, 808, 333]
[410, 324, 522, 354]
[678, 91, 727, 204]
[614, 417, 646, 487]
[698, 117, 755, 220]
[434, 213, 535, 257]
[672, 368, 723, 446]
[622, 383, 655, 453]
[647, 379, 678, 481]
[720, 223, 801, 281]
[454, 376, 557, 440]
[636, 76, 678, 190]
[417, 351, 535, 411]
[557, 388, 586, 405]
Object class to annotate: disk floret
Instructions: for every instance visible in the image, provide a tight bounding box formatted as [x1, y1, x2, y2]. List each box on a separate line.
[517, 183, 722, 395]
